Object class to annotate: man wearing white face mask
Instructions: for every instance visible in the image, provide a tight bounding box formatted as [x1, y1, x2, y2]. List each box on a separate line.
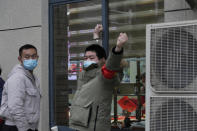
[0, 44, 40, 131]
[69, 24, 128, 131]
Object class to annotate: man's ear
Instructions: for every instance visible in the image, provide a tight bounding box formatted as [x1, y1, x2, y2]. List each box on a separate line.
[101, 58, 106, 62]
[99, 58, 106, 65]
[18, 56, 22, 64]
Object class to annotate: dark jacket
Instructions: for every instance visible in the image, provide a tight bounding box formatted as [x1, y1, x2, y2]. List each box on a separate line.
[69, 47, 123, 131]
[0, 77, 5, 104]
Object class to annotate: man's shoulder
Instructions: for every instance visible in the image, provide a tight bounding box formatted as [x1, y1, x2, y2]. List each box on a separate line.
[7, 72, 26, 82]
[0, 77, 4, 83]
[0, 77, 4, 88]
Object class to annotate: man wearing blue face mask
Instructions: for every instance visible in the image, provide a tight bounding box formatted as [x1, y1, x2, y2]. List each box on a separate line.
[0, 44, 40, 131]
[69, 24, 128, 131]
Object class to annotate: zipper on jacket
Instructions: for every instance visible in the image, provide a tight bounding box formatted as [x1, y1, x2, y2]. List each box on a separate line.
[94, 106, 99, 131]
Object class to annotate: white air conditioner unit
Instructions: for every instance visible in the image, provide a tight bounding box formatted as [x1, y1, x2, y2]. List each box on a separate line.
[146, 20, 197, 131]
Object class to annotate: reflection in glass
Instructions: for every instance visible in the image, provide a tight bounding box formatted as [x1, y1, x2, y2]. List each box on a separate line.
[109, 0, 164, 127]
[52, 0, 102, 126]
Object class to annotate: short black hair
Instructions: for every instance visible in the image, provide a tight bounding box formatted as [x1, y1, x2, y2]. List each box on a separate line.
[19, 44, 37, 56]
[0, 67, 1, 75]
[85, 44, 107, 60]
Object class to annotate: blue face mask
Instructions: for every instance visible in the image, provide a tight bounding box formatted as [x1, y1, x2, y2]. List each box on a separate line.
[83, 60, 97, 68]
[23, 59, 38, 70]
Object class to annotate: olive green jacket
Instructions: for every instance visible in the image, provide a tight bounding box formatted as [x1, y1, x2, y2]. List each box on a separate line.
[69, 47, 123, 131]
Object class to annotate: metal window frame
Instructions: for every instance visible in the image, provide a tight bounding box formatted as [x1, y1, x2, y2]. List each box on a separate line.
[49, 0, 109, 128]
[49, 0, 88, 5]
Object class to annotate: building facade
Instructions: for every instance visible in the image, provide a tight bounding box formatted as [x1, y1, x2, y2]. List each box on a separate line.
[0, 0, 196, 130]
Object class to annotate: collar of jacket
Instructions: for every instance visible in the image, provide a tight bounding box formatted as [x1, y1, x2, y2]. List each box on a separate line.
[8, 64, 38, 84]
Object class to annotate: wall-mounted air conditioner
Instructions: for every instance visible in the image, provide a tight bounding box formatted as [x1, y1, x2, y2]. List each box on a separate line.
[146, 20, 197, 131]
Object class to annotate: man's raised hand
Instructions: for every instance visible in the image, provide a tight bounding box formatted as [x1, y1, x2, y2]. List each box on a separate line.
[115, 33, 128, 52]
[93, 24, 103, 39]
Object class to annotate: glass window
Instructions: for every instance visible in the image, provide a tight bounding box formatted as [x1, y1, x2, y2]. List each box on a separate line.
[51, 0, 164, 127]
[52, 0, 102, 125]
[108, 0, 164, 126]
[108, 0, 164, 57]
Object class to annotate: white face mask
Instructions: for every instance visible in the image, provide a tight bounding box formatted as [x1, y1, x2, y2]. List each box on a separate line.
[83, 60, 97, 68]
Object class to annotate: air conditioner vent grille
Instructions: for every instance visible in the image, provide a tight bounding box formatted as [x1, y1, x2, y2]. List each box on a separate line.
[150, 25, 197, 92]
[150, 97, 197, 131]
